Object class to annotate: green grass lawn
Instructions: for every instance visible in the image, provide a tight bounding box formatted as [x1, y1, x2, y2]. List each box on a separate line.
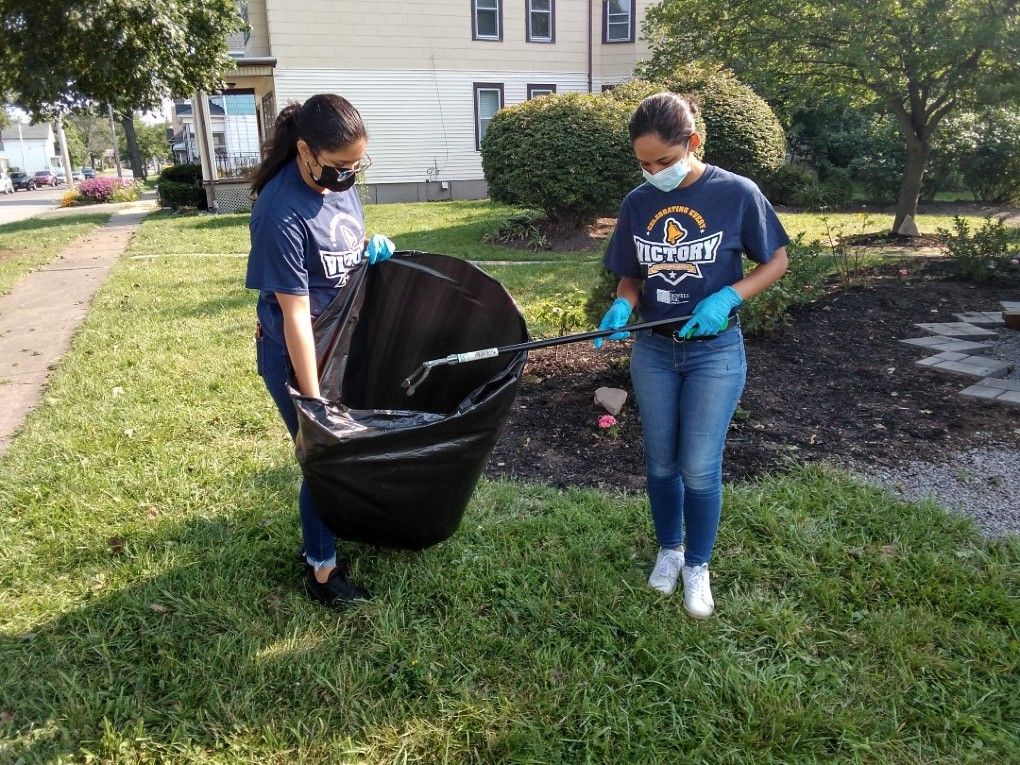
[1, 204, 1017, 762]
[0, 214, 110, 295]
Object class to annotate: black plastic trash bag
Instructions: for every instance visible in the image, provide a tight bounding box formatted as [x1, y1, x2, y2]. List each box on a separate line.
[289, 252, 528, 550]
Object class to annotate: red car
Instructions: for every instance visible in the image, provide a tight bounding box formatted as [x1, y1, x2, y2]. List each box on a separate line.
[33, 169, 61, 187]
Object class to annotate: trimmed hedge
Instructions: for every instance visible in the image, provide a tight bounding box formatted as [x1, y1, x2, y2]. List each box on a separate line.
[158, 164, 206, 210]
[661, 64, 785, 184]
[481, 93, 640, 226]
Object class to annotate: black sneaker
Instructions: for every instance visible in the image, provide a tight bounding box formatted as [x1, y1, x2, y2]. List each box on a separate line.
[304, 565, 372, 608]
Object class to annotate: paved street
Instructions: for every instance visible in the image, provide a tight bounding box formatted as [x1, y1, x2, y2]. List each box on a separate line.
[0, 185, 64, 225]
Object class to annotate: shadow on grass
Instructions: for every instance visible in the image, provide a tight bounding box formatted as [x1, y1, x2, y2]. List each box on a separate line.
[0, 213, 110, 236]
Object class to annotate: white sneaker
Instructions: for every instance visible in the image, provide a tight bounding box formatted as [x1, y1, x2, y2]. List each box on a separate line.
[648, 547, 685, 595]
[681, 563, 714, 618]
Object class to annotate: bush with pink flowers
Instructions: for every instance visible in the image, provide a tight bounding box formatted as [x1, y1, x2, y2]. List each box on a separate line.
[61, 177, 141, 206]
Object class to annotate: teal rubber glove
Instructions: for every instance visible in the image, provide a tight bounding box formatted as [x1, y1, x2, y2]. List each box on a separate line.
[593, 297, 633, 350]
[679, 285, 743, 338]
[364, 234, 395, 265]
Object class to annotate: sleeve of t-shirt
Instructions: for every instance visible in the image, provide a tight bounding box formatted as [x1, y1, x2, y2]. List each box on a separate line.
[740, 185, 790, 264]
[603, 197, 643, 279]
[245, 209, 309, 295]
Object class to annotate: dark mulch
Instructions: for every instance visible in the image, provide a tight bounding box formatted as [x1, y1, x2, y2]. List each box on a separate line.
[841, 231, 945, 248]
[485, 259, 1020, 490]
[542, 217, 615, 252]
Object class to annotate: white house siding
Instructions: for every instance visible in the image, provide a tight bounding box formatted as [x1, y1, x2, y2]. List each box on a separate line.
[276, 67, 593, 199]
[0, 138, 57, 174]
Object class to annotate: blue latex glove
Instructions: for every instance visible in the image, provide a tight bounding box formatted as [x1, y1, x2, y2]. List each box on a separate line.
[593, 297, 633, 350]
[679, 286, 743, 339]
[364, 234, 395, 265]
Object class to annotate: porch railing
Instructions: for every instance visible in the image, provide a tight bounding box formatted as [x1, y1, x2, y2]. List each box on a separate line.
[214, 152, 261, 179]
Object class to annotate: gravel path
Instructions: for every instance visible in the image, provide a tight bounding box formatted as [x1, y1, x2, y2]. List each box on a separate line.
[860, 440, 1020, 537]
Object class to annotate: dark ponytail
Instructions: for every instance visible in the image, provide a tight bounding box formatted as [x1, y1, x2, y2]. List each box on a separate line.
[628, 92, 699, 146]
[250, 93, 367, 195]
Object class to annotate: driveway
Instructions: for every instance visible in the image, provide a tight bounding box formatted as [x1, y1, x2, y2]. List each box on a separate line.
[0, 186, 65, 226]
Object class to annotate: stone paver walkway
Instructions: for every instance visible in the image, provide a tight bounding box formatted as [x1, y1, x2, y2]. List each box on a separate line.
[0, 206, 152, 455]
[902, 300, 1020, 410]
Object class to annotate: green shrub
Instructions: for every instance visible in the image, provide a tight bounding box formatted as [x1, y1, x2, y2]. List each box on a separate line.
[848, 151, 902, 205]
[938, 215, 1020, 283]
[660, 64, 786, 184]
[482, 210, 550, 251]
[158, 180, 206, 211]
[741, 234, 830, 335]
[110, 183, 141, 203]
[532, 288, 590, 337]
[956, 108, 1020, 204]
[158, 164, 202, 184]
[760, 164, 815, 206]
[481, 93, 640, 227]
[157, 163, 206, 210]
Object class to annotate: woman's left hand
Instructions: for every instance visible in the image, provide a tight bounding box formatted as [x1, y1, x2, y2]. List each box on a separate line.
[679, 285, 743, 338]
[364, 234, 395, 265]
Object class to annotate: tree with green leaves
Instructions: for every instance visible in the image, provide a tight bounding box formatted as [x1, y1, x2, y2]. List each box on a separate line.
[643, 0, 1019, 233]
[0, 0, 239, 178]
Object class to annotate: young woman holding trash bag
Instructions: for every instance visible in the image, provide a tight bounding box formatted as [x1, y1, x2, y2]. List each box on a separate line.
[596, 92, 789, 618]
[246, 94, 395, 608]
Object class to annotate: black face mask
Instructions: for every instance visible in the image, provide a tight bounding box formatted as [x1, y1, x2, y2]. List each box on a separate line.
[309, 159, 357, 192]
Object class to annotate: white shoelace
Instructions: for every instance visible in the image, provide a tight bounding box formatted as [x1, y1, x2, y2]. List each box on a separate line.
[656, 552, 682, 580]
[686, 564, 710, 599]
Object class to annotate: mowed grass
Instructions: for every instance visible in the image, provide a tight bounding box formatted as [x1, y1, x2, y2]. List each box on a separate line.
[0, 213, 110, 295]
[1, 208, 1017, 762]
[125, 201, 998, 268]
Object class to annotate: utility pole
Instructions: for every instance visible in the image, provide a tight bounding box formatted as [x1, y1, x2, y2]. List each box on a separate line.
[107, 103, 123, 178]
[55, 113, 75, 189]
[16, 119, 26, 171]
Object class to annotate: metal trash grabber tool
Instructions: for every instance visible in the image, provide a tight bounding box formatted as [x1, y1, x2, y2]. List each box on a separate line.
[402, 314, 693, 396]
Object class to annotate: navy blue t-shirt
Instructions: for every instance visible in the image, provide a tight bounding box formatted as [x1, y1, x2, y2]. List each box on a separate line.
[603, 165, 789, 322]
[245, 161, 366, 345]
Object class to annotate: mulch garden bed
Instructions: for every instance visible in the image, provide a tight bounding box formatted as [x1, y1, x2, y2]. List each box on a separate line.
[485, 259, 1020, 490]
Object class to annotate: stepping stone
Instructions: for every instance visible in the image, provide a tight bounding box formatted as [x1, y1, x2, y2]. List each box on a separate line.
[954, 312, 1005, 324]
[915, 352, 1012, 379]
[899, 336, 992, 352]
[913, 321, 998, 337]
[594, 386, 628, 416]
[1000, 301, 1020, 312]
[960, 377, 1020, 407]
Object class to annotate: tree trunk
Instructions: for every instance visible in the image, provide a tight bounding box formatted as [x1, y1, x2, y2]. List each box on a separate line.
[120, 114, 145, 180]
[892, 141, 928, 234]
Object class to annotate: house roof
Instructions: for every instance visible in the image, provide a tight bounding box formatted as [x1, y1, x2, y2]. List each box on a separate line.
[174, 101, 226, 118]
[0, 123, 53, 141]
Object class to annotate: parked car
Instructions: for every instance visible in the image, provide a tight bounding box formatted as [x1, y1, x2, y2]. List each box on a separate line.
[33, 169, 59, 187]
[71, 170, 84, 182]
[0, 172, 13, 194]
[10, 171, 37, 191]
[52, 169, 66, 184]
[81, 166, 96, 179]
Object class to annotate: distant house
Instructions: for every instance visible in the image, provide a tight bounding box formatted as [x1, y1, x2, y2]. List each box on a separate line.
[0, 123, 59, 174]
[171, 94, 262, 175]
[192, 0, 655, 210]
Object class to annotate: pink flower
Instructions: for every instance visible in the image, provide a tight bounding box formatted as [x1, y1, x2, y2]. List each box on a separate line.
[898, 268, 908, 276]
[1011, 258, 1019, 266]
[597, 414, 618, 429]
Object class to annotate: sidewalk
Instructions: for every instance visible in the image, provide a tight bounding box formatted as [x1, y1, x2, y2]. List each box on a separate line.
[0, 205, 152, 455]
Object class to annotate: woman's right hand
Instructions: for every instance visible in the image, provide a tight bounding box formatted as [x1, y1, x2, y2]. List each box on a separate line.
[593, 297, 634, 350]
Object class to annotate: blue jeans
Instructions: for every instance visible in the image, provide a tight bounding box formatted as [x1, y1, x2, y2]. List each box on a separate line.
[629, 326, 747, 566]
[256, 329, 338, 570]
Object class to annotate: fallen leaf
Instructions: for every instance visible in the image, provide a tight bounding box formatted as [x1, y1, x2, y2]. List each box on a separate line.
[148, 602, 171, 615]
[147, 506, 159, 520]
[112, 386, 125, 397]
[107, 536, 126, 556]
[123, 428, 134, 438]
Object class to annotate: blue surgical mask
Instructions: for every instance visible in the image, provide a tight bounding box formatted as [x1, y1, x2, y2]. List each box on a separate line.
[643, 155, 691, 192]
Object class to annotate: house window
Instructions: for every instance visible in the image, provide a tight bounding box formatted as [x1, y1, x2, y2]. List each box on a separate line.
[225, 93, 257, 116]
[604, 0, 634, 43]
[473, 83, 504, 151]
[239, 2, 251, 44]
[472, 0, 502, 41]
[527, 84, 557, 99]
[527, 0, 554, 43]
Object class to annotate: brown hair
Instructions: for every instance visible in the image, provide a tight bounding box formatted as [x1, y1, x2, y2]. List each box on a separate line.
[250, 93, 367, 195]
[628, 92, 699, 145]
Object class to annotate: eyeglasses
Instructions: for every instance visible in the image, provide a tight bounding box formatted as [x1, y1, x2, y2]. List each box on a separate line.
[319, 154, 373, 181]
